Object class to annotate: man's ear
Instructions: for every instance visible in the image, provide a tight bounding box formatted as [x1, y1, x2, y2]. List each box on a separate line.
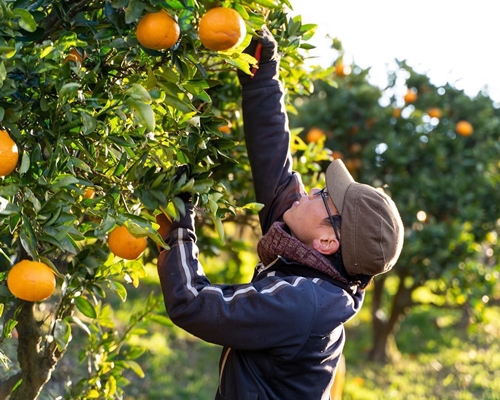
[312, 233, 340, 256]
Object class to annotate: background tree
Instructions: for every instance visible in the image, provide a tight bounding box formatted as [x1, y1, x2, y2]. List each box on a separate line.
[289, 41, 500, 363]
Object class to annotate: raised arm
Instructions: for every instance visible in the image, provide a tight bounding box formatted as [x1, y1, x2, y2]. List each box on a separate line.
[238, 29, 306, 234]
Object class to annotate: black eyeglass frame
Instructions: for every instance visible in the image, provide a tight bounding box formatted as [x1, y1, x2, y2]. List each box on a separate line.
[315, 188, 341, 242]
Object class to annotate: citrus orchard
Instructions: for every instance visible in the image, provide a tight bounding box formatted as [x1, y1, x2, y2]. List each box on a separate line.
[108, 226, 148, 260]
[455, 120, 473, 136]
[198, 7, 246, 51]
[0, 130, 19, 177]
[7, 260, 56, 302]
[136, 10, 180, 50]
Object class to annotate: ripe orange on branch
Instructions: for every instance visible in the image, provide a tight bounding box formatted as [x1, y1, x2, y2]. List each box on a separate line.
[64, 48, 86, 64]
[7, 260, 56, 302]
[156, 213, 172, 239]
[136, 10, 180, 50]
[455, 120, 473, 136]
[427, 107, 442, 119]
[198, 7, 246, 51]
[335, 63, 351, 77]
[404, 89, 418, 104]
[108, 226, 148, 260]
[0, 130, 19, 177]
[305, 127, 324, 143]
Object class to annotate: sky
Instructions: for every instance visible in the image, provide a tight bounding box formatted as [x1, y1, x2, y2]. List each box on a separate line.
[290, 0, 500, 103]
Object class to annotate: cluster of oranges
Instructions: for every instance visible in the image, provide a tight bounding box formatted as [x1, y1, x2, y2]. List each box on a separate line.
[136, 7, 246, 52]
[400, 89, 474, 136]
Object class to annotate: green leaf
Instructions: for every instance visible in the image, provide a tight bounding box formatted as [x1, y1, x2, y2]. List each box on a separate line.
[51, 175, 80, 190]
[0, 47, 16, 58]
[109, 280, 127, 302]
[149, 314, 173, 327]
[74, 296, 97, 319]
[127, 83, 152, 103]
[58, 82, 81, 101]
[162, 92, 196, 113]
[3, 319, 18, 339]
[212, 216, 225, 243]
[80, 111, 97, 135]
[54, 319, 72, 352]
[126, 98, 155, 132]
[20, 215, 37, 259]
[124, 0, 143, 24]
[124, 360, 145, 378]
[19, 151, 30, 174]
[13, 9, 37, 32]
[252, 0, 280, 8]
[0, 62, 6, 85]
[241, 202, 264, 212]
[0, 196, 20, 216]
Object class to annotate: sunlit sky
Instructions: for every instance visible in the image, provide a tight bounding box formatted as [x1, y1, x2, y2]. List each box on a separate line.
[290, 0, 500, 103]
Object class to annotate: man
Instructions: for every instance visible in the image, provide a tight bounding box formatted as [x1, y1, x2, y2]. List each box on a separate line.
[157, 28, 404, 400]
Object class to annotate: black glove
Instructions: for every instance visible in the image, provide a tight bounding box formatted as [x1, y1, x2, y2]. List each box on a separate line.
[244, 25, 279, 65]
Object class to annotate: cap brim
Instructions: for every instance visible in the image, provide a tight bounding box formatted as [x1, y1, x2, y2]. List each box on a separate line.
[325, 159, 355, 214]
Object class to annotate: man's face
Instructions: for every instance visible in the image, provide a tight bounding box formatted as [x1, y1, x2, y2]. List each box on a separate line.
[283, 188, 340, 248]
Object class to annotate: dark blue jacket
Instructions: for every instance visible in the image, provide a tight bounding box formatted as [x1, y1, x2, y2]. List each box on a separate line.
[157, 61, 363, 400]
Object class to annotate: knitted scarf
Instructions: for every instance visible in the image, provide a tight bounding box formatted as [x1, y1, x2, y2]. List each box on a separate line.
[257, 221, 349, 285]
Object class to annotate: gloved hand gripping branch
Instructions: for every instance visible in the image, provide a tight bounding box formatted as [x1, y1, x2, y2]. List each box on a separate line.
[239, 26, 279, 80]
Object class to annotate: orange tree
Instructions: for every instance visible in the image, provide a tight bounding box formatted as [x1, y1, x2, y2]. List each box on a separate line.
[0, 0, 319, 398]
[289, 42, 500, 362]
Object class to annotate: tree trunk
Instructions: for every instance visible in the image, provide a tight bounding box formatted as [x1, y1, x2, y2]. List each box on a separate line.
[4, 302, 64, 400]
[368, 273, 414, 363]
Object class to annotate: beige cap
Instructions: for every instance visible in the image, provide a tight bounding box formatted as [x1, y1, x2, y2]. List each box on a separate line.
[325, 159, 404, 277]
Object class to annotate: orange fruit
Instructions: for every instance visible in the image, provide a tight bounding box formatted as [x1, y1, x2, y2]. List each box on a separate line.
[108, 226, 147, 260]
[155, 212, 172, 251]
[331, 150, 344, 160]
[344, 158, 362, 173]
[198, 7, 246, 51]
[0, 130, 19, 177]
[7, 260, 56, 302]
[427, 107, 442, 119]
[392, 108, 401, 118]
[305, 127, 324, 143]
[156, 213, 172, 239]
[136, 10, 180, 50]
[218, 124, 231, 134]
[348, 125, 360, 135]
[64, 48, 86, 64]
[404, 89, 418, 103]
[335, 63, 351, 77]
[84, 188, 95, 199]
[455, 120, 473, 136]
[366, 117, 377, 130]
[349, 142, 362, 154]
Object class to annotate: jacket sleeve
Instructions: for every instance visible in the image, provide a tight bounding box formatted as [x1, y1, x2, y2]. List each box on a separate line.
[239, 62, 306, 234]
[157, 204, 319, 352]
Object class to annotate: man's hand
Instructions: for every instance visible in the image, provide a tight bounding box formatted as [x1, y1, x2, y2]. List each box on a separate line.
[244, 25, 279, 65]
[239, 25, 279, 79]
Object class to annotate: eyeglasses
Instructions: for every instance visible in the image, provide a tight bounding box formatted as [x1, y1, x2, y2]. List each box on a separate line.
[315, 188, 341, 242]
